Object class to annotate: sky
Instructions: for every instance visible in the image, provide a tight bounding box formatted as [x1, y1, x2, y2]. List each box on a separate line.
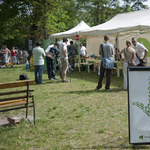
[119, 0, 150, 7]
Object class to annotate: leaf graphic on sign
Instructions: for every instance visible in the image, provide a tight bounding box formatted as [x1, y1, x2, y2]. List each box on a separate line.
[132, 101, 150, 117]
[139, 135, 143, 140]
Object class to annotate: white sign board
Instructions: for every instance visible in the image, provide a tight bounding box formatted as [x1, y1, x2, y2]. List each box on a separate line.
[128, 66, 150, 145]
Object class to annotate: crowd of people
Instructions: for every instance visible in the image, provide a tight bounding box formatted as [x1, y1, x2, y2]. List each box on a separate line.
[96, 35, 148, 91]
[32, 39, 86, 84]
[0, 45, 29, 68]
[1, 35, 148, 89]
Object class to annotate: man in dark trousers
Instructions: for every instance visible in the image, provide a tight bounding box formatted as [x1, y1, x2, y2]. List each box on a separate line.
[96, 35, 114, 91]
[68, 40, 77, 69]
[45, 43, 59, 80]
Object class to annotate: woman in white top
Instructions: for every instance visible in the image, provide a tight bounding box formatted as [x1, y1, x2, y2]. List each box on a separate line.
[117, 40, 136, 90]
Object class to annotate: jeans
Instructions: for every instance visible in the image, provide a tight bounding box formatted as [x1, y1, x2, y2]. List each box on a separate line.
[34, 65, 43, 83]
[16, 56, 19, 64]
[1, 54, 6, 65]
[46, 60, 55, 79]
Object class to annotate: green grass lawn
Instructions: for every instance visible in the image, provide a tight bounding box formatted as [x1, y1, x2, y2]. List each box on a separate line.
[0, 65, 149, 150]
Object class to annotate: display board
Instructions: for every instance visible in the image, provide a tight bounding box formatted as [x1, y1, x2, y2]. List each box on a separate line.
[128, 66, 150, 144]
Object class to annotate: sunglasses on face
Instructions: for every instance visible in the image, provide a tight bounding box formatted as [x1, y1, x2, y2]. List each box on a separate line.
[132, 41, 136, 43]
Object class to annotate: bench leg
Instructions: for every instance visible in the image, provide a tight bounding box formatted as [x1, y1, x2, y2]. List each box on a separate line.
[26, 106, 28, 118]
[33, 98, 36, 125]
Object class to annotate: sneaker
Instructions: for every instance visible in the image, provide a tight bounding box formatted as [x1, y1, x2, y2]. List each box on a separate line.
[49, 78, 54, 80]
[53, 77, 59, 80]
[106, 88, 111, 91]
[95, 87, 101, 90]
[39, 82, 45, 84]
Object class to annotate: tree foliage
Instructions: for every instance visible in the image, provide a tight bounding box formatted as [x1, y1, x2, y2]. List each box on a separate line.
[0, 0, 149, 48]
[122, 0, 148, 11]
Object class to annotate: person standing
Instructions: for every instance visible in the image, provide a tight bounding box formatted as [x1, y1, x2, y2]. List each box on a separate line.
[33, 41, 46, 84]
[59, 38, 69, 82]
[0, 45, 6, 66]
[68, 41, 77, 69]
[45, 42, 59, 80]
[117, 40, 136, 90]
[22, 48, 29, 64]
[131, 37, 148, 66]
[15, 47, 20, 64]
[10, 47, 18, 67]
[79, 43, 87, 63]
[5, 45, 10, 64]
[96, 35, 114, 91]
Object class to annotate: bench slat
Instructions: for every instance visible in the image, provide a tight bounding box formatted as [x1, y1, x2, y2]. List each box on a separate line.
[0, 98, 27, 105]
[0, 94, 34, 102]
[0, 80, 34, 89]
[0, 100, 32, 109]
[0, 89, 34, 96]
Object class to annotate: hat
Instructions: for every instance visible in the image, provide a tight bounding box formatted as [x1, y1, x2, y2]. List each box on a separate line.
[63, 38, 68, 42]
[35, 41, 42, 46]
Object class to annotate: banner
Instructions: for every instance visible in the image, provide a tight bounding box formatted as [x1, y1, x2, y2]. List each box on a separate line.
[128, 67, 150, 144]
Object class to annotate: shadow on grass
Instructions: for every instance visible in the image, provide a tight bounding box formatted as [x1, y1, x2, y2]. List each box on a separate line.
[62, 88, 124, 95]
[9, 64, 123, 86]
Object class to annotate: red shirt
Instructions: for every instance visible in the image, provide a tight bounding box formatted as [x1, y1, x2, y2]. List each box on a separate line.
[11, 50, 16, 56]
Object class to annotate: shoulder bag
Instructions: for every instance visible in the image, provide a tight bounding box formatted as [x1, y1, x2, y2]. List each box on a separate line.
[101, 44, 114, 69]
[136, 53, 147, 66]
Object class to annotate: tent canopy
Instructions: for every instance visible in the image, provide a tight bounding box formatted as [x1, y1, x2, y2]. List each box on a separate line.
[50, 20, 90, 39]
[79, 9, 150, 37]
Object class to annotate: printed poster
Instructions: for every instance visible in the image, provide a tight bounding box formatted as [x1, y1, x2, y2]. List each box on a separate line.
[128, 67, 150, 144]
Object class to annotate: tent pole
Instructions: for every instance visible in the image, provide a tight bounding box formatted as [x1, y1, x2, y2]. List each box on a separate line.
[78, 39, 81, 73]
[116, 34, 120, 77]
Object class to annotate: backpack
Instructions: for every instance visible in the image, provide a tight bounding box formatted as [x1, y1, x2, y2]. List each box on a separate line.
[19, 74, 28, 80]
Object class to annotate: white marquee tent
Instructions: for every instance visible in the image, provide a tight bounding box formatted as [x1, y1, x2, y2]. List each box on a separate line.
[50, 20, 90, 39]
[79, 9, 150, 76]
[79, 9, 150, 37]
[50, 10, 150, 74]
[50, 20, 91, 72]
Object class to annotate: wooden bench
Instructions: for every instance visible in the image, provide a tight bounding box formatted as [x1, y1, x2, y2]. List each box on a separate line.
[0, 80, 35, 125]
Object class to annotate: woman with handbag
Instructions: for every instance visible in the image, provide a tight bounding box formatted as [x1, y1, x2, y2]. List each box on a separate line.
[117, 40, 136, 90]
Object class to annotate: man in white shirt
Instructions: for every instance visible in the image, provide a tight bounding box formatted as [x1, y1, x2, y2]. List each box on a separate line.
[59, 38, 69, 82]
[33, 41, 46, 84]
[131, 37, 148, 66]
